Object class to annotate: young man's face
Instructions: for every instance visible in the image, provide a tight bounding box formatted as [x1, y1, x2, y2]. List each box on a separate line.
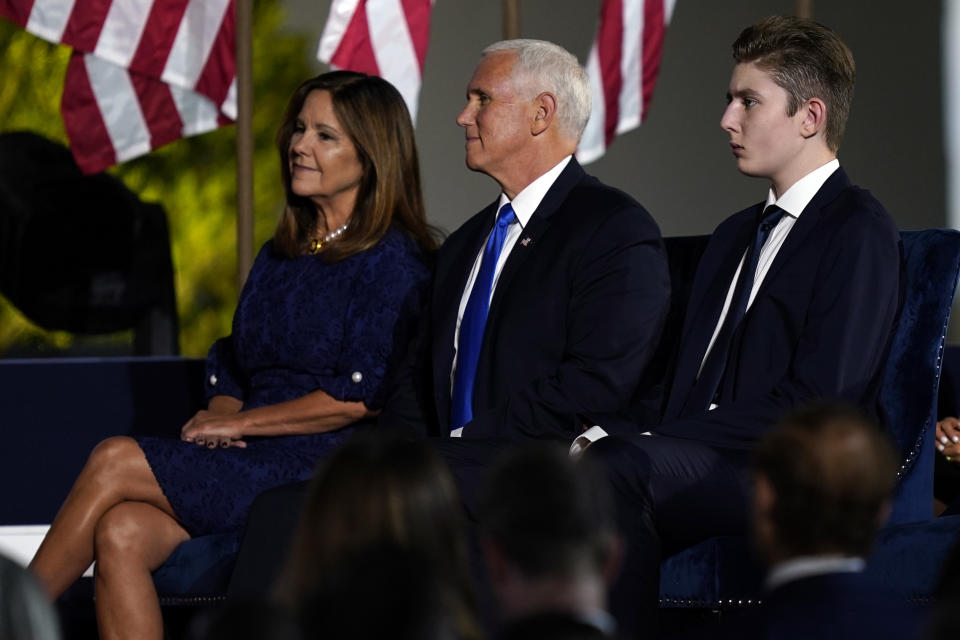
[720, 61, 809, 192]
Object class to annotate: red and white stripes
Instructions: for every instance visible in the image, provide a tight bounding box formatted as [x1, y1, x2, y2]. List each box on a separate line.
[0, 0, 235, 173]
[577, 0, 675, 164]
[317, 0, 433, 122]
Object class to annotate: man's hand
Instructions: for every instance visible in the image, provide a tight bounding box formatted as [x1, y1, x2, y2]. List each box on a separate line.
[181, 410, 248, 449]
[937, 417, 960, 462]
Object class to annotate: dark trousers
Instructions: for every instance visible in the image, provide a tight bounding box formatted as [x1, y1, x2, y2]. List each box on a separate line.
[587, 434, 753, 639]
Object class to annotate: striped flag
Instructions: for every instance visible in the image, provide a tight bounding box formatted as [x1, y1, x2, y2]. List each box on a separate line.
[0, 0, 236, 173]
[317, 0, 433, 122]
[577, 0, 675, 164]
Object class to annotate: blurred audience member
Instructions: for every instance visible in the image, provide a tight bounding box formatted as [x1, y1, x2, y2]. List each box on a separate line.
[926, 535, 960, 640]
[479, 443, 622, 640]
[299, 543, 459, 640]
[0, 552, 61, 640]
[750, 403, 919, 640]
[276, 434, 481, 640]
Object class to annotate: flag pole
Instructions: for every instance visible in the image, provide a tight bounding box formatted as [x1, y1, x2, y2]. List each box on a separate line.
[236, 0, 254, 289]
[796, 0, 813, 19]
[503, 0, 521, 39]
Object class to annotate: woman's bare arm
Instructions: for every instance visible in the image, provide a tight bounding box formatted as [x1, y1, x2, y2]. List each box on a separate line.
[181, 389, 376, 448]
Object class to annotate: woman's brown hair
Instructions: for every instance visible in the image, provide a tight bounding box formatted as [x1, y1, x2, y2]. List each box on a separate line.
[277, 435, 481, 640]
[273, 71, 438, 260]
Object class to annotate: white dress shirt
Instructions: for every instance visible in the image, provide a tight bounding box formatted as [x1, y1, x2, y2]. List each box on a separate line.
[571, 159, 840, 453]
[450, 155, 572, 437]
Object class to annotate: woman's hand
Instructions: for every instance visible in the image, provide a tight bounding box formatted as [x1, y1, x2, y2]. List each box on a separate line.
[936, 417, 960, 462]
[181, 410, 248, 449]
[180, 390, 379, 446]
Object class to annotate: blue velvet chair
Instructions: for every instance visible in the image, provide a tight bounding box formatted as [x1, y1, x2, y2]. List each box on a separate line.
[658, 229, 960, 612]
[153, 531, 241, 605]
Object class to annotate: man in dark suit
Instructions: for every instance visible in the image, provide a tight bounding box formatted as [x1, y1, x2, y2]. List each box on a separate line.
[585, 16, 902, 637]
[479, 443, 622, 640]
[412, 39, 669, 634]
[412, 39, 669, 526]
[418, 38, 669, 443]
[746, 403, 920, 640]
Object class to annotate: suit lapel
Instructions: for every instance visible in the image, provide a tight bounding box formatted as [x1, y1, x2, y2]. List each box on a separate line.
[433, 158, 586, 424]
[664, 207, 759, 418]
[486, 158, 585, 321]
[752, 167, 851, 299]
[678, 210, 758, 370]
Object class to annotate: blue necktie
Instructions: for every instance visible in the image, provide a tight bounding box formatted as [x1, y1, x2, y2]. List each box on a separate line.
[450, 202, 517, 431]
[681, 205, 786, 415]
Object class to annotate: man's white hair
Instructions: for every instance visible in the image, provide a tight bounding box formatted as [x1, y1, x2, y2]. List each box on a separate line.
[482, 39, 591, 141]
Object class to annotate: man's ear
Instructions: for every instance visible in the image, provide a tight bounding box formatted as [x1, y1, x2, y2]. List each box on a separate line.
[531, 91, 557, 136]
[799, 97, 828, 140]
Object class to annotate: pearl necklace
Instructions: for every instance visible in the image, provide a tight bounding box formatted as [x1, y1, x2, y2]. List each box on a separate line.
[309, 221, 350, 254]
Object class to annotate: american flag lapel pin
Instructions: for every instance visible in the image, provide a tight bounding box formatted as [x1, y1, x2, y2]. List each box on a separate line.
[520, 236, 532, 247]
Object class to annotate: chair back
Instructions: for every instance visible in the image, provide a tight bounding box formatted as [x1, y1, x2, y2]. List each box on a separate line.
[882, 230, 960, 524]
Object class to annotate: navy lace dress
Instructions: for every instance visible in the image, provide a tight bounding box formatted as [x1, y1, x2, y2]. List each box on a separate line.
[135, 227, 429, 536]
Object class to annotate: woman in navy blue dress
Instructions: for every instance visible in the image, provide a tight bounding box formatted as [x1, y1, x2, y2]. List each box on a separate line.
[29, 71, 436, 640]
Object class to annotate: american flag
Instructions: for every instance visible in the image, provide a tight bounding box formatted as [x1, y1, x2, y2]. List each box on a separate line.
[0, 0, 236, 174]
[317, 0, 434, 122]
[577, 0, 675, 164]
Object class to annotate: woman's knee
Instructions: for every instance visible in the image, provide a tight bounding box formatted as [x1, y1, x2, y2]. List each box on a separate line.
[93, 503, 150, 562]
[94, 503, 188, 572]
[86, 436, 145, 480]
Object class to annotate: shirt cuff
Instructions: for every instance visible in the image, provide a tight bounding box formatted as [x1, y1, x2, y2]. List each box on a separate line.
[569, 425, 609, 456]
[450, 426, 463, 438]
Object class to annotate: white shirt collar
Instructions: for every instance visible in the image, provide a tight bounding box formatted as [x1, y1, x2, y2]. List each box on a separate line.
[497, 155, 573, 228]
[765, 554, 865, 591]
[764, 158, 840, 218]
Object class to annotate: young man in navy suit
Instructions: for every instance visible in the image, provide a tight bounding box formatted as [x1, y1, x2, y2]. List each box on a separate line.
[585, 16, 902, 637]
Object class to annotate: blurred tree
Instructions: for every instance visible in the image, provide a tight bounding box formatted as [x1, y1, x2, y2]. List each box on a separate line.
[0, 0, 313, 357]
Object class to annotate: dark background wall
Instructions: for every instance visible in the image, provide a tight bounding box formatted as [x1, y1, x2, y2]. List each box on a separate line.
[283, 0, 946, 236]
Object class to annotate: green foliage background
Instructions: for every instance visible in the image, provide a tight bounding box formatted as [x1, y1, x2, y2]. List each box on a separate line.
[0, 2, 312, 357]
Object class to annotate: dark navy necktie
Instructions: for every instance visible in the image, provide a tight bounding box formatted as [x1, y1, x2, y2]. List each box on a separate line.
[682, 205, 787, 415]
[450, 202, 517, 431]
